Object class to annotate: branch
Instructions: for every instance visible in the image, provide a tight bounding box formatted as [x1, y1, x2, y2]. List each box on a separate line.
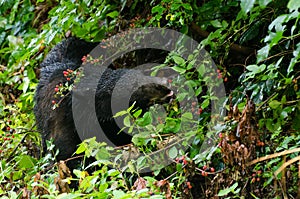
[190, 22, 254, 55]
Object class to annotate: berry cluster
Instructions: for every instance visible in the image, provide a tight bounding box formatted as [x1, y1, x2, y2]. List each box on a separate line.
[201, 165, 215, 176]
[191, 101, 202, 115]
[51, 69, 78, 108]
[175, 155, 188, 165]
[63, 69, 74, 81]
[256, 140, 265, 147]
[185, 181, 192, 189]
[251, 170, 262, 183]
[217, 69, 227, 82]
[81, 55, 100, 64]
[1, 126, 15, 143]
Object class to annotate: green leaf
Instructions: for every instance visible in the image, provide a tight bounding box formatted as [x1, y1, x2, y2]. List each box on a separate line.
[124, 115, 131, 127]
[56, 193, 83, 199]
[113, 110, 127, 118]
[201, 99, 210, 109]
[210, 20, 222, 28]
[75, 142, 87, 154]
[288, 0, 300, 12]
[259, 0, 272, 8]
[269, 100, 281, 109]
[268, 15, 287, 32]
[17, 155, 36, 169]
[168, 146, 178, 159]
[173, 55, 185, 65]
[240, 0, 255, 14]
[257, 45, 270, 63]
[182, 112, 193, 120]
[246, 64, 266, 74]
[95, 147, 110, 160]
[218, 182, 239, 196]
[172, 66, 186, 74]
[152, 5, 165, 14]
[106, 11, 119, 18]
[136, 112, 152, 126]
[133, 109, 142, 118]
[113, 189, 126, 198]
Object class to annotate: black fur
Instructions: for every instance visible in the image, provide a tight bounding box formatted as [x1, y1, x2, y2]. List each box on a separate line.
[34, 38, 173, 164]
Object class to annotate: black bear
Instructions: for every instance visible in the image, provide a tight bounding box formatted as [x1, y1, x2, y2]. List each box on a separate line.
[34, 37, 174, 164]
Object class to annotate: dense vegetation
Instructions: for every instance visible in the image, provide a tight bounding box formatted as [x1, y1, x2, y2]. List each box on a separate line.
[0, 0, 299, 198]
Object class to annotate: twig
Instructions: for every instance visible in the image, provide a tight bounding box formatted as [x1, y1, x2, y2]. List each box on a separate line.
[274, 155, 300, 177]
[247, 148, 300, 166]
[190, 22, 254, 56]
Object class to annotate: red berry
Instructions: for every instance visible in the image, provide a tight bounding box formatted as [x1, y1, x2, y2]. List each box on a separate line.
[218, 133, 223, 138]
[202, 165, 207, 170]
[218, 142, 222, 147]
[183, 159, 188, 165]
[201, 171, 208, 177]
[6, 127, 10, 131]
[257, 170, 262, 175]
[52, 100, 56, 104]
[186, 181, 192, 189]
[251, 178, 256, 183]
[81, 56, 87, 62]
[191, 101, 197, 107]
[168, 79, 172, 83]
[197, 108, 202, 115]
[210, 167, 215, 172]
[0, 150, 2, 153]
[66, 77, 71, 81]
[256, 178, 260, 182]
[54, 87, 59, 92]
